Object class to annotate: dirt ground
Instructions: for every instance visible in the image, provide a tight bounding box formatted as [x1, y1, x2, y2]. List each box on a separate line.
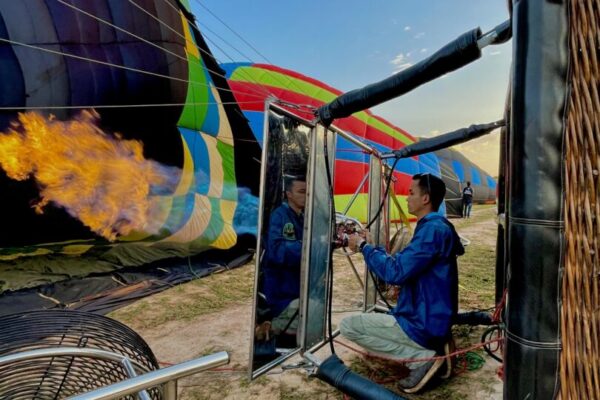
[110, 205, 503, 399]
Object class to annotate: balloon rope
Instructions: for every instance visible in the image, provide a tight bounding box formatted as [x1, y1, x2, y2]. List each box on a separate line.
[55, 0, 277, 100]
[0, 101, 264, 111]
[189, 0, 314, 100]
[149, 0, 283, 99]
[0, 36, 263, 99]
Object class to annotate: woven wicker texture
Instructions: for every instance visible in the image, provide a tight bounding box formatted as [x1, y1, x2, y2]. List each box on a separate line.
[0, 310, 162, 399]
[560, 0, 600, 398]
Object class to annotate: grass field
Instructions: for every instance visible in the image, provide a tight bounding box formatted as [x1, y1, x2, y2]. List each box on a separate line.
[109, 204, 502, 399]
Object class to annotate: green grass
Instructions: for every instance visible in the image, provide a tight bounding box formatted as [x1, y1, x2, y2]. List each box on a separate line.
[108, 265, 254, 330]
[458, 243, 496, 309]
[452, 205, 497, 227]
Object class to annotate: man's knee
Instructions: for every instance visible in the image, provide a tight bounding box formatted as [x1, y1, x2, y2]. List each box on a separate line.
[339, 315, 361, 339]
[339, 316, 352, 336]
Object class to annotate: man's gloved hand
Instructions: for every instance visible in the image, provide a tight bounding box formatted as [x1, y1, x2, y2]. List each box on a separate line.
[314, 105, 333, 127]
[347, 233, 363, 252]
[255, 321, 272, 341]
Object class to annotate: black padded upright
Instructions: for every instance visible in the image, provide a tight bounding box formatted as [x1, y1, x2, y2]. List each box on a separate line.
[505, 0, 568, 398]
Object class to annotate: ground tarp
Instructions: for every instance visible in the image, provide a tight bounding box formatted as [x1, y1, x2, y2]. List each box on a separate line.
[0, 238, 254, 316]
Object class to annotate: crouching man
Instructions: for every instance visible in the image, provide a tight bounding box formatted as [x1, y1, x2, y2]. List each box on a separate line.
[341, 173, 464, 393]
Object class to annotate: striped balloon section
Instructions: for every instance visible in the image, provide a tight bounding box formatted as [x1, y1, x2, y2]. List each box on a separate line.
[222, 62, 443, 221]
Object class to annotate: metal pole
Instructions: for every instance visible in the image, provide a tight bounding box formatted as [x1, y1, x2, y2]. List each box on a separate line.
[68, 351, 229, 400]
[342, 172, 370, 215]
[328, 124, 376, 154]
[120, 359, 151, 400]
[163, 381, 177, 400]
[476, 19, 511, 49]
[343, 251, 364, 290]
[306, 329, 341, 355]
[0, 347, 146, 371]
[302, 351, 323, 368]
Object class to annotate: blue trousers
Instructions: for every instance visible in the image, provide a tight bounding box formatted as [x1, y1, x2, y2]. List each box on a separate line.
[463, 202, 472, 218]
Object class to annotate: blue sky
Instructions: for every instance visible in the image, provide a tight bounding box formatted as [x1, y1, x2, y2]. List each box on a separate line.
[191, 1, 512, 175]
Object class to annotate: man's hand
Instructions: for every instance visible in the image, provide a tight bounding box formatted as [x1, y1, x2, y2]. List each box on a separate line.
[255, 321, 272, 341]
[348, 233, 365, 252]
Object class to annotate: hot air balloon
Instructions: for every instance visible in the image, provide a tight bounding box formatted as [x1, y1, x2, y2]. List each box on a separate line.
[221, 62, 496, 220]
[0, 2, 494, 301]
[0, 0, 261, 294]
[435, 147, 497, 217]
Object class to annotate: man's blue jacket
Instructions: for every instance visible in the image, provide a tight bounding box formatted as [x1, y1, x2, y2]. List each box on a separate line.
[362, 212, 464, 350]
[261, 202, 304, 316]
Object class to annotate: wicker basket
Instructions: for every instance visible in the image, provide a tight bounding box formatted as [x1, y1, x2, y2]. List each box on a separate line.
[560, 1, 600, 398]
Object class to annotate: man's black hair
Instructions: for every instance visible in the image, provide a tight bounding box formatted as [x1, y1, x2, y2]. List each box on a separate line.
[413, 173, 446, 211]
[284, 175, 306, 193]
[466, 181, 471, 186]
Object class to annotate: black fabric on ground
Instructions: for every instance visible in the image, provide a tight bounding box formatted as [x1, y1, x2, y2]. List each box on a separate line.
[0, 243, 254, 316]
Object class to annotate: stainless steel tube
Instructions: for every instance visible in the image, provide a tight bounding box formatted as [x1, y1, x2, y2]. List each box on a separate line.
[68, 351, 229, 400]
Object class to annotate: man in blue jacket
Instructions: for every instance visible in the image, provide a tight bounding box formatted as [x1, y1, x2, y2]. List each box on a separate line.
[261, 176, 306, 335]
[342, 173, 464, 393]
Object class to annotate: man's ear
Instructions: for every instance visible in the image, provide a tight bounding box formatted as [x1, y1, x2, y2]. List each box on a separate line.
[423, 193, 431, 205]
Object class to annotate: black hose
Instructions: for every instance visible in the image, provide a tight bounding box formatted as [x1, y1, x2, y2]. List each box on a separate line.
[323, 129, 336, 355]
[316, 27, 482, 126]
[453, 311, 494, 326]
[391, 121, 504, 159]
[316, 354, 406, 400]
[364, 158, 400, 311]
[481, 325, 503, 363]
[365, 158, 399, 230]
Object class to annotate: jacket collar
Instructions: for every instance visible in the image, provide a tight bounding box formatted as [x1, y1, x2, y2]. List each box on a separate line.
[417, 211, 443, 225]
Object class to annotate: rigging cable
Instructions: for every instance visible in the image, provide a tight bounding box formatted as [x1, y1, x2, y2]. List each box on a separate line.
[362, 157, 400, 311]
[323, 127, 336, 355]
[0, 37, 264, 101]
[54, 0, 274, 101]
[192, 0, 316, 100]
[127, 0, 275, 98]
[0, 101, 264, 111]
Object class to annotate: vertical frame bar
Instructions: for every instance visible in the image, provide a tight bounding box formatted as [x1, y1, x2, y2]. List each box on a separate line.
[299, 124, 336, 351]
[363, 155, 384, 312]
[248, 102, 313, 378]
[163, 381, 177, 400]
[248, 99, 276, 379]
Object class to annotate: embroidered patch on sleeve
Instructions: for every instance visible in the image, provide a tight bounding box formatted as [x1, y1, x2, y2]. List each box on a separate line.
[282, 222, 296, 240]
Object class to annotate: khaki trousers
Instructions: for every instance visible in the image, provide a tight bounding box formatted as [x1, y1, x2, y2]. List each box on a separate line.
[339, 313, 435, 369]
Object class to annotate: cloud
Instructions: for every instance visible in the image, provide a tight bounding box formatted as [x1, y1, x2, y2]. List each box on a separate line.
[419, 129, 440, 138]
[390, 53, 413, 73]
[367, 50, 381, 58]
[414, 32, 425, 39]
[404, 26, 411, 31]
[451, 133, 501, 175]
[420, 48, 428, 53]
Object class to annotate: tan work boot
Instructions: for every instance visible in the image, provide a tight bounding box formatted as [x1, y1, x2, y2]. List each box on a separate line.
[439, 337, 456, 379]
[398, 358, 444, 393]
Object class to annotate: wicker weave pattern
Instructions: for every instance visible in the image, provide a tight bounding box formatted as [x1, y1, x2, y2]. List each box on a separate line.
[560, 0, 600, 398]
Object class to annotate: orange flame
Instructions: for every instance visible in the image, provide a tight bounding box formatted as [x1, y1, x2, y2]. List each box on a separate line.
[0, 110, 179, 241]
